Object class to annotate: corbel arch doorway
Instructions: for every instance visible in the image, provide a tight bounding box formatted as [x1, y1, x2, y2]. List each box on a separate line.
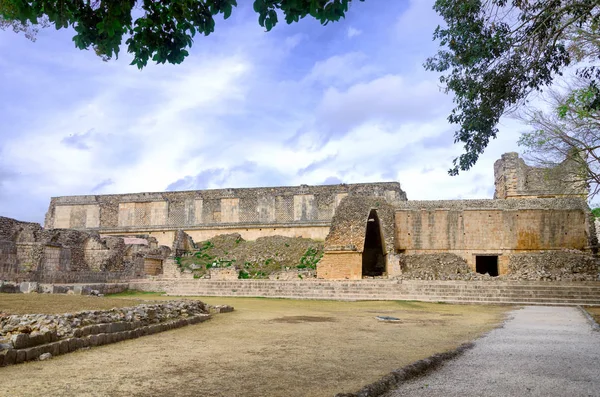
[362, 209, 386, 277]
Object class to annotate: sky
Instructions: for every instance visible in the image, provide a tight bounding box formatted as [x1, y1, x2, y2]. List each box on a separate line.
[0, 0, 526, 224]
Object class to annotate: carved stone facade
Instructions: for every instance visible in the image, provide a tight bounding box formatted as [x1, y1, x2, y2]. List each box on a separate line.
[2, 153, 597, 283]
[45, 183, 406, 247]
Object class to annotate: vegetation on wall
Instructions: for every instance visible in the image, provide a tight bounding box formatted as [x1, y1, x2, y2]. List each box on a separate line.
[175, 233, 323, 279]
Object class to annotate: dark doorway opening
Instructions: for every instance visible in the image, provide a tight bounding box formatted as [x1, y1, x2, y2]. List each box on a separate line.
[475, 255, 499, 277]
[362, 209, 386, 277]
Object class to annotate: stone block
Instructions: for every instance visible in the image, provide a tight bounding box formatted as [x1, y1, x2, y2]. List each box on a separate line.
[110, 322, 128, 333]
[15, 349, 26, 364]
[11, 334, 30, 350]
[19, 282, 38, 293]
[25, 346, 41, 361]
[4, 349, 17, 366]
[59, 340, 70, 354]
[39, 284, 54, 294]
[48, 342, 60, 356]
[88, 334, 98, 347]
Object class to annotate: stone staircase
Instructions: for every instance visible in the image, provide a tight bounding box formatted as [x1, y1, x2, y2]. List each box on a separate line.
[128, 279, 600, 305]
[399, 280, 600, 305]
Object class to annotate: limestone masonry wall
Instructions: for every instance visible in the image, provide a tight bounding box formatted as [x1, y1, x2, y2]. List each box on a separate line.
[45, 182, 406, 245]
[394, 198, 595, 273]
[318, 196, 398, 280]
[0, 216, 171, 284]
[494, 152, 588, 199]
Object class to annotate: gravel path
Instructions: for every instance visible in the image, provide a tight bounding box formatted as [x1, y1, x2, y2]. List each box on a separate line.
[384, 306, 600, 397]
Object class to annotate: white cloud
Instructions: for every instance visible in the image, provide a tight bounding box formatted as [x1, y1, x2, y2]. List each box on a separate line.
[303, 52, 378, 87]
[347, 27, 362, 38]
[0, 0, 526, 224]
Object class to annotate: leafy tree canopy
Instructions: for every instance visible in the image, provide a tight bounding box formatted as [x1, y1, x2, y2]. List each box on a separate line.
[426, 0, 600, 175]
[0, 0, 363, 68]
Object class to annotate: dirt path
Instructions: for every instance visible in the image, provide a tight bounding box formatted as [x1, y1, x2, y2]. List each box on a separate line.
[384, 306, 600, 397]
[0, 297, 508, 397]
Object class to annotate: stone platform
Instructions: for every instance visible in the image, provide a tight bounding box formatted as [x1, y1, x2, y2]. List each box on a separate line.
[128, 279, 600, 306]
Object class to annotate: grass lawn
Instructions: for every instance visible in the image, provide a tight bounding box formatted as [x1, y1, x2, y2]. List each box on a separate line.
[0, 293, 511, 397]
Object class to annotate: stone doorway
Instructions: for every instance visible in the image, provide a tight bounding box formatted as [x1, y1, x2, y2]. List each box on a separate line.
[362, 209, 386, 277]
[475, 255, 499, 277]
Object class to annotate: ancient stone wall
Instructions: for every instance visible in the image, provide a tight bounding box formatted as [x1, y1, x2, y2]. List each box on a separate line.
[0, 216, 171, 283]
[44, 183, 406, 245]
[494, 152, 588, 199]
[394, 198, 595, 273]
[317, 251, 363, 280]
[172, 230, 196, 257]
[317, 196, 398, 280]
[0, 301, 222, 367]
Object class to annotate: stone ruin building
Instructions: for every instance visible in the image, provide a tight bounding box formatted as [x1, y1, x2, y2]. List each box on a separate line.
[0, 216, 172, 284]
[1, 152, 598, 284]
[44, 182, 405, 247]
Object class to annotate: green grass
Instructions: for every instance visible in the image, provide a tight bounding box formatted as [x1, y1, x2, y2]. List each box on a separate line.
[106, 290, 166, 298]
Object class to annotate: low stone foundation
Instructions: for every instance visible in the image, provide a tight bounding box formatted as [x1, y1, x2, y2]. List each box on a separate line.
[0, 300, 233, 367]
[128, 279, 600, 305]
[0, 281, 129, 295]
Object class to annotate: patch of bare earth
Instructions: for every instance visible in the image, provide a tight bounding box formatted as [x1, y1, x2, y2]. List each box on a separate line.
[584, 306, 600, 324]
[0, 293, 154, 315]
[0, 294, 510, 397]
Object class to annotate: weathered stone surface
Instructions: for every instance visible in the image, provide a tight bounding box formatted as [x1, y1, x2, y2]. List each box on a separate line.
[45, 183, 406, 248]
[11, 333, 30, 349]
[39, 352, 52, 361]
[4, 348, 17, 365]
[0, 215, 171, 283]
[494, 152, 588, 199]
[0, 300, 225, 367]
[506, 251, 598, 281]
[25, 346, 41, 361]
[15, 349, 26, 364]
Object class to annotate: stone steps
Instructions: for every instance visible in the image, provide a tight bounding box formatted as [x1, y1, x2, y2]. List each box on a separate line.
[129, 279, 600, 305]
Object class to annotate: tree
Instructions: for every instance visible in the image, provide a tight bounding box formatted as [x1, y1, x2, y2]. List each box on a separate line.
[0, 0, 363, 69]
[518, 75, 600, 197]
[426, 0, 600, 175]
[0, 1, 48, 41]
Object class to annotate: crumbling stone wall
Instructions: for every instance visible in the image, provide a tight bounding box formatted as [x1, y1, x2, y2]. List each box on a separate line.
[318, 196, 397, 280]
[494, 152, 588, 199]
[0, 241, 17, 273]
[394, 198, 595, 274]
[0, 216, 170, 283]
[172, 229, 196, 257]
[397, 253, 484, 281]
[0, 216, 42, 242]
[45, 183, 407, 246]
[0, 300, 231, 367]
[395, 251, 598, 281]
[506, 251, 598, 281]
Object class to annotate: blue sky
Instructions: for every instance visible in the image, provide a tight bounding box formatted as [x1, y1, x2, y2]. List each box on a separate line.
[0, 0, 524, 224]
